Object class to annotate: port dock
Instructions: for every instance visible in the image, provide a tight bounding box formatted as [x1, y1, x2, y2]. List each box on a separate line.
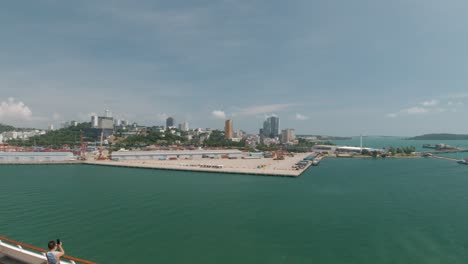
[84, 152, 316, 177]
[0, 152, 319, 177]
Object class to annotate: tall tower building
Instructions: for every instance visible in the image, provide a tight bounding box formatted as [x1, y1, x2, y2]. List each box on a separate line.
[270, 115, 280, 138]
[262, 119, 271, 138]
[262, 115, 280, 138]
[91, 115, 99, 128]
[166, 117, 175, 128]
[224, 119, 233, 140]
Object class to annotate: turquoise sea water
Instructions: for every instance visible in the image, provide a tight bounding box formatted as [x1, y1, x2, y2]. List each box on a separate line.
[2, 156, 468, 263]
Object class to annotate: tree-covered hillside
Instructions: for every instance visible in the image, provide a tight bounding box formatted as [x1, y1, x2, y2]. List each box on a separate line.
[408, 134, 468, 140]
[7, 122, 93, 148]
[0, 123, 15, 133]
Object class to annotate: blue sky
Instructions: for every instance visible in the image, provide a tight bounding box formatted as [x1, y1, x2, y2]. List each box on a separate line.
[1, 0, 468, 136]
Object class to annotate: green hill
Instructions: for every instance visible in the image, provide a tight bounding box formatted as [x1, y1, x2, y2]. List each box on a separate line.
[0, 123, 15, 133]
[7, 122, 94, 148]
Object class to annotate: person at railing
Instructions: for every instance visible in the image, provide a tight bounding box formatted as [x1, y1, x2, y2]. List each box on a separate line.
[46, 240, 65, 264]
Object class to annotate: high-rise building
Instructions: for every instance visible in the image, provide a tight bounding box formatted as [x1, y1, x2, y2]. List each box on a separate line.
[91, 115, 99, 128]
[281, 129, 296, 144]
[98, 116, 114, 129]
[262, 119, 271, 137]
[262, 115, 280, 138]
[179, 121, 189, 132]
[270, 115, 280, 138]
[224, 119, 233, 140]
[166, 117, 175, 128]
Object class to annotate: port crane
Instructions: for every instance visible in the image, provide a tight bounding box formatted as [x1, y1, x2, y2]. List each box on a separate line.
[79, 130, 87, 160]
[97, 131, 106, 160]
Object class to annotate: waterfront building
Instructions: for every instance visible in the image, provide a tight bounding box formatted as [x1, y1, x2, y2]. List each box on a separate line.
[312, 145, 382, 154]
[166, 117, 175, 128]
[225, 119, 233, 140]
[112, 149, 243, 161]
[281, 129, 296, 144]
[0, 152, 75, 163]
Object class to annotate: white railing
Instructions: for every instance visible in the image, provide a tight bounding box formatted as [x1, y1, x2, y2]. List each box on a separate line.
[0, 236, 96, 264]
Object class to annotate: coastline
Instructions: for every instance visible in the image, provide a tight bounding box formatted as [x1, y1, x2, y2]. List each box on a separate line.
[0, 153, 316, 177]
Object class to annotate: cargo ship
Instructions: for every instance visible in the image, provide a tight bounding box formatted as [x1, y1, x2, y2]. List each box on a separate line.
[0, 236, 95, 264]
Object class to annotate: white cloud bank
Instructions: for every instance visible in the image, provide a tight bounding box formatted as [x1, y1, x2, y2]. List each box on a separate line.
[387, 106, 428, 118]
[386, 97, 462, 118]
[0, 98, 32, 121]
[211, 110, 226, 119]
[421, 99, 439, 106]
[295, 113, 309, 120]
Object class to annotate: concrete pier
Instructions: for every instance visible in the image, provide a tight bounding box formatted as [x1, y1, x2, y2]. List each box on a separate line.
[84, 153, 315, 177]
[0, 153, 317, 177]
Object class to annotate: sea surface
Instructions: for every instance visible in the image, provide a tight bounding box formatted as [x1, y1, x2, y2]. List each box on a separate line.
[2, 154, 468, 263]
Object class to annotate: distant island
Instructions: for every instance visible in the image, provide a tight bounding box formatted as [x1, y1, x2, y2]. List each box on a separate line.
[407, 133, 468, 140]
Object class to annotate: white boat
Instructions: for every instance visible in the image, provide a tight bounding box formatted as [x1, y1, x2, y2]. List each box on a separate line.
[0, 236, 95, 264]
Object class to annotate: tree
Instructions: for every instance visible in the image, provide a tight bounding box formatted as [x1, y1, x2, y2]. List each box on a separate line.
[0, 123, 15, 133]
[7, 122, 93, 149]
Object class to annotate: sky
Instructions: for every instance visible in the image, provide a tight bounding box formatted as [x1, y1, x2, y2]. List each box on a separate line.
[1, 0, 468, 136]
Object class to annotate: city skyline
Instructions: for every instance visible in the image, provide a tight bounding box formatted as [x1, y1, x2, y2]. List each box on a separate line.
[2, 1, 468, 136]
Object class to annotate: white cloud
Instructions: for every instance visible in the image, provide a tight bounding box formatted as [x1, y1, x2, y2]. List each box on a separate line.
[404, 106, 428, 114]
[422, 99, 439, 106]
[235, 104, 293, 116]
[295, 113, 309, 120]
[211, 110, 226, 119]
[386, 106, 428, 118]
[0, 98, 33, 121]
